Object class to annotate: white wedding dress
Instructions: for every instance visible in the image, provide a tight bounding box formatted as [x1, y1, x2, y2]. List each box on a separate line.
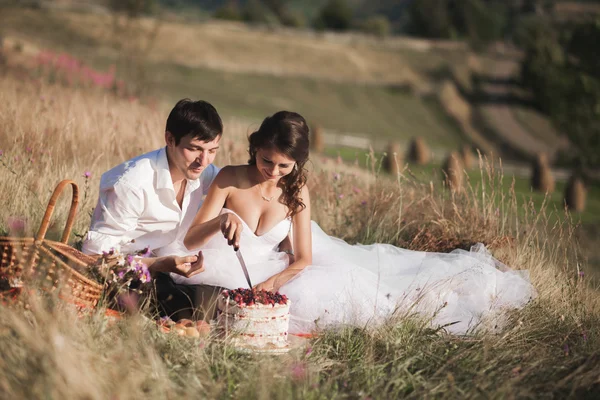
[171, 209, 535, 335]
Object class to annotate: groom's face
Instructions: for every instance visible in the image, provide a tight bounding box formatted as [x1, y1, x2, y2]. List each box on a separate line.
[166, 132, 221, 180]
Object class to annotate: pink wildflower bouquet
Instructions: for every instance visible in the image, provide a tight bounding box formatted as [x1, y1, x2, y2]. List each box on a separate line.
[88, 247, 153, 309]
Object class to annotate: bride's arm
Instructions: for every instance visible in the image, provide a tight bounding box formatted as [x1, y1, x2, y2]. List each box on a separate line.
[257, 185, 312, 291]
[184, 167, 240, 250]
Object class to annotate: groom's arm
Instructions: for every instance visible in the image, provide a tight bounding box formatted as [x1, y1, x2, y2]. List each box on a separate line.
[82, 181, 144, 255]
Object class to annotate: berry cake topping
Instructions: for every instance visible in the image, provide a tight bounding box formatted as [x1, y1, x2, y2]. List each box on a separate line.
[222, 288, 288, 306]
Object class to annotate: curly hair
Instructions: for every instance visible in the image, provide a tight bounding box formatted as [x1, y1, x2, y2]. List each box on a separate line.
[248, 111, 310, 217]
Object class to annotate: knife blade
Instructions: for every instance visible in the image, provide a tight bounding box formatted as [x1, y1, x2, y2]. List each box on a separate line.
[235, 247, 253, 289]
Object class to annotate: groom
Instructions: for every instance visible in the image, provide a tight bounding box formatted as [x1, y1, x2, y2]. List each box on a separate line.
[82, 98, 224, 321]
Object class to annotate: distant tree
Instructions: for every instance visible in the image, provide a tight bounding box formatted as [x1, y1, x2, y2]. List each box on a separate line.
[407, 0, 453, 38]
[262, 0, 286, 17]
[521, 0, 555, 14]
[407, 0, 506, 45]
[279, 11, 307, 28]
[107, 0, 158, 17]
[314, 0, 353, 32]
[261, 0, 305, 28]
[242, 0, 272, 24]
[214, 1, 242, 21]
[520, 17, 600, 169]
[451, 0, 507, 48]
[359, 15, 391, 38]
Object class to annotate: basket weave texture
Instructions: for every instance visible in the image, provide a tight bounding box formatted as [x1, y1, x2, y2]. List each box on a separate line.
[0, 180, 102, 308]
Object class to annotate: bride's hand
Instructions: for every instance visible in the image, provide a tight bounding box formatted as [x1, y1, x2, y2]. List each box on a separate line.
[220, 213, 243, 249]
[255, 276, 279, 292]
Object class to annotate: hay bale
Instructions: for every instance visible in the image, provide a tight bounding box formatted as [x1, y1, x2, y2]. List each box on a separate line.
[531, 153, 555, 193]
[383, 141, 402, 175]
[442, 151, 464, 191]
[407, 137, 430, 165]
[564, 175, 586, 212]
[459, 144, 474, 170]
[310, 124, 325, 153]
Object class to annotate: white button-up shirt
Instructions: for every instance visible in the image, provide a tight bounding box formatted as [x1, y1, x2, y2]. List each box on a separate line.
[82, 147, 219, 256]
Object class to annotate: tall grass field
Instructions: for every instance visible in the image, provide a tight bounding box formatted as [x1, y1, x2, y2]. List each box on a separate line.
[1, 44, 600, 398]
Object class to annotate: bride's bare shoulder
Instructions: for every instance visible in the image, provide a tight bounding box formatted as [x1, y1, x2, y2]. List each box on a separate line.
[213, 164, 249, 188]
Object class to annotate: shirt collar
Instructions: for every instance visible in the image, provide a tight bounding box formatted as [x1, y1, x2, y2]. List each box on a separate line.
[155, 146, 202, 193]
[155, 147, 173, 191]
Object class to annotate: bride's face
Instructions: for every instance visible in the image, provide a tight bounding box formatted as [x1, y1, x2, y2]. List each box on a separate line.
[255, 148, 296, 182]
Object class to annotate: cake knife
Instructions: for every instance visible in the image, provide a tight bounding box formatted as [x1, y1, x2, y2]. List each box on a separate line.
[234, 247, 253, 289]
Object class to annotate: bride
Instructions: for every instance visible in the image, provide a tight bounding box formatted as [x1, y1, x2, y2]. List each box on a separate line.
[173, 111, 535, 335]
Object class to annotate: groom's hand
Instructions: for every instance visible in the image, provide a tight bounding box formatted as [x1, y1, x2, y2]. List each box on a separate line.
[172, 251, 205, 278]
[152, 251, 205, 278]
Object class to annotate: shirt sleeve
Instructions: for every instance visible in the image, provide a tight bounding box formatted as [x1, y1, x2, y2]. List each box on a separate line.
[81, 181, 145, 255]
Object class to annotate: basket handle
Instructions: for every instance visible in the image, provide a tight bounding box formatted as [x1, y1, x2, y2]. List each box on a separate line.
[36, 180, 79, 243]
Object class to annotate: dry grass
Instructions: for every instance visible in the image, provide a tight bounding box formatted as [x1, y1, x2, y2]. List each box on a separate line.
[1, 64, 600, 398]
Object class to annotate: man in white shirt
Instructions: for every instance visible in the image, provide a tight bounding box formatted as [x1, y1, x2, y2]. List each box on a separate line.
[83, 99, 224, 320]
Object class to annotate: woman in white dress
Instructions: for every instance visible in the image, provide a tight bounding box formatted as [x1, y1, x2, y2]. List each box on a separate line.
[175, 111, 535, 335]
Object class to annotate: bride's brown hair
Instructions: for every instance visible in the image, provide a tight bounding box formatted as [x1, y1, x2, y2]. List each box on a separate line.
[248, 111, 309, 217]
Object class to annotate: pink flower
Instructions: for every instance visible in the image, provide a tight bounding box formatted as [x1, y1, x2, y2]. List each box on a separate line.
[361, 200, 367, 206]
[338, 194, 344, 199]
[290, 362, 307, 381]
[352, 187, 361, 194]
[83, 171, 92, 178]
[7, 217, 26, 233]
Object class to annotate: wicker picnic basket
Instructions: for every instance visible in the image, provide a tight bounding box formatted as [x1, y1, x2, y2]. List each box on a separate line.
[0, 180, 102, 308]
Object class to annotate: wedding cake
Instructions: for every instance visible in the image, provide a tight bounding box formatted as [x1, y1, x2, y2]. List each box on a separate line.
[217, 288, 291, 353]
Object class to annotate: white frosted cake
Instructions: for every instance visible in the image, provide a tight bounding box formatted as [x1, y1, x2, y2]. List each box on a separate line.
[217, 288, 291, 353]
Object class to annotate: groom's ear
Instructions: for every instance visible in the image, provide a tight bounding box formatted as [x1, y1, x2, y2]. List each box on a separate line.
[165, 131, 175, 147]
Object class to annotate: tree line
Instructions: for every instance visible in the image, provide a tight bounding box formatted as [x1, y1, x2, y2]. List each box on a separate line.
[517, 15, 600, 170]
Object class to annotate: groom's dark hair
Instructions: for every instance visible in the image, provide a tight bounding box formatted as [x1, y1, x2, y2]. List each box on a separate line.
[166, 99, 223, 145]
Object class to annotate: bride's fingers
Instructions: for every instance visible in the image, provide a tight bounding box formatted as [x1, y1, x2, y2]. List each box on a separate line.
[233, 224, 243, 248]
[227, 222, 237, 245]
[221, 220, 231, 236]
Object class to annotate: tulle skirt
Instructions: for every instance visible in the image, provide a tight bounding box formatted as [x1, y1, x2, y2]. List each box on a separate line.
[172, 222, 536, 335]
